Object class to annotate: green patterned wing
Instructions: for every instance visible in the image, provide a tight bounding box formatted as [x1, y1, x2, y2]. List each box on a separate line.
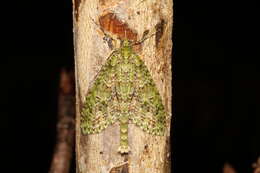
[81, 51, 121, 134]
[81, 40, 167, 137]
[129, 52, 167, 136]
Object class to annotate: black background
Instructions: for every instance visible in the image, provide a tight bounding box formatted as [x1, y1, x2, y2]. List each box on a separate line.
[1, 0, 259, 173]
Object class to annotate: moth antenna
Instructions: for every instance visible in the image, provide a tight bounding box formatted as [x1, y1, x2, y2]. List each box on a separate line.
[131, 31, 156, 46]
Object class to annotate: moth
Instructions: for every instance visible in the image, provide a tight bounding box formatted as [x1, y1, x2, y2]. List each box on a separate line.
[81, 39, 166, 153]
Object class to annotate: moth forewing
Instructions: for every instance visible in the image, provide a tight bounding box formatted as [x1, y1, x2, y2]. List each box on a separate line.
[80, 40, 167, 153]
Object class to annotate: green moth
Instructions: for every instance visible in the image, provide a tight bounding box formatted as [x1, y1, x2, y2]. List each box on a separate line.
[81, 40, 166, 154]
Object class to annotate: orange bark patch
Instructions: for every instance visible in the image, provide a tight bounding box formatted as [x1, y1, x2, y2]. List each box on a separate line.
[99, 13, 137, 41]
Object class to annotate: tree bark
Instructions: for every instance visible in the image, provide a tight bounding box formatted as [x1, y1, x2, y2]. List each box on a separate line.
[72, 0, 173, 172]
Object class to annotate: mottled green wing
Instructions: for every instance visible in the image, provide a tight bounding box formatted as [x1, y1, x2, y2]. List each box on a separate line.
[81, 42, 167, 136]
[81, 51, 121, 134]
[129, 53, 167, 136]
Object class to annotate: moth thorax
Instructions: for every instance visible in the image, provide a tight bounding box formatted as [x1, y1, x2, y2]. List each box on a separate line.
[122, 48, 131, 59]
[122, 40, 131, 47]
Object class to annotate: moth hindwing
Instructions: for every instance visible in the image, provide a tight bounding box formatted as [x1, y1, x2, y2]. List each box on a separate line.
[81, 40, 166, 153]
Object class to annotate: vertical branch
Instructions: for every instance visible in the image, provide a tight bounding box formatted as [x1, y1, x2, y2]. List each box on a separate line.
[253, 157, 260, 173]
[222, 163, 237, 173]
[49, 69, 75, 173]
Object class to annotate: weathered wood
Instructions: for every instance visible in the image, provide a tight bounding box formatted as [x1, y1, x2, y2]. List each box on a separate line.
[72, 0, 173, 172]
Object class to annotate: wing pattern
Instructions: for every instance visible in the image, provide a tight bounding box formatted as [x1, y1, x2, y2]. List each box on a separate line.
[81, 40, 166, 153]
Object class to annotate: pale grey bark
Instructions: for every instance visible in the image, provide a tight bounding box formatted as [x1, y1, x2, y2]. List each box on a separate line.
[72, 0, 173, 172]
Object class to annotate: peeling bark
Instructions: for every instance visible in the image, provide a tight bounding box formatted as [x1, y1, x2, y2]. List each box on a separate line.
[72, 0, 173, 172]
[99, 12, 138, 41]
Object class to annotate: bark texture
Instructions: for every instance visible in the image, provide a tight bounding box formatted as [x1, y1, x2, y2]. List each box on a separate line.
[49, 69, 75, 173]
[72, 0, 173, 172]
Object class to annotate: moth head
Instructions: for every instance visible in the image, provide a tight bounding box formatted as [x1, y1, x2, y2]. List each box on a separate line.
[122, 39, 131, 47]
[121, 40, 132, 59]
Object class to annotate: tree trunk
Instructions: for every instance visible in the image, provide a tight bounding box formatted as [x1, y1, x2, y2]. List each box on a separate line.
[72, 0, 173, 172]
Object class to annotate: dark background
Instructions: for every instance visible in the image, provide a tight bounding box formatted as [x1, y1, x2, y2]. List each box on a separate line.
[1, 0, 259, 173]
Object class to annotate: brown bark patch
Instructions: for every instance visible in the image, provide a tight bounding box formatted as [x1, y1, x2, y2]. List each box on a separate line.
[74, 0, 83, 21]
[143, 144, 149, 154]
[155, 19, 165, 48]
[99, 13, 137, 41]
[99, 0, 105, 5]
[109, 162, 129, 173]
